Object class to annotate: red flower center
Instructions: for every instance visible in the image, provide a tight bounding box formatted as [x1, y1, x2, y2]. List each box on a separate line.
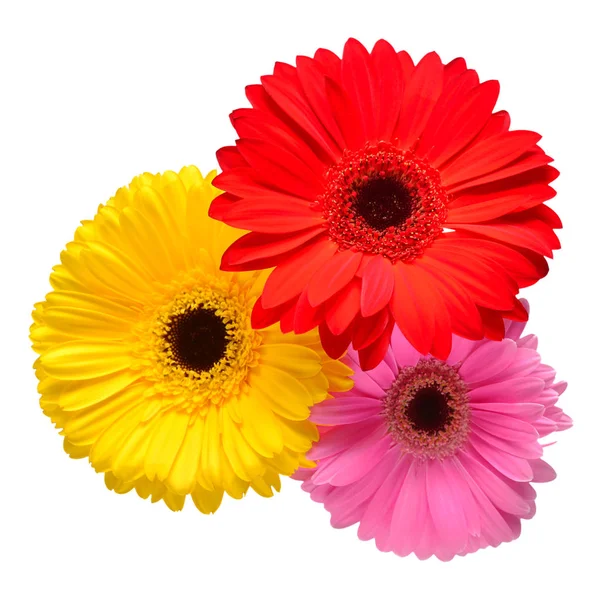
[319, 142, 449, 262]
[383, 358, 470, 459]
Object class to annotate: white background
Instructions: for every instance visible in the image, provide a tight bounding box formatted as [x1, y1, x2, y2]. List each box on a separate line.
[1, 1, 598, 598]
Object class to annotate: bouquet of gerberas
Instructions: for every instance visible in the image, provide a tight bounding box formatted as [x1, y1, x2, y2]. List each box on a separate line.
[30, 38, 570, 560]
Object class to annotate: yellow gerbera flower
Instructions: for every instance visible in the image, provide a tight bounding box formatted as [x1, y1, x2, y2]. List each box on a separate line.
[31, 167, 352, 513]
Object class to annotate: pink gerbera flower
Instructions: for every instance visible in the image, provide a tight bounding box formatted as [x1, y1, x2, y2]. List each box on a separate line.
[294, 301, 571, 560]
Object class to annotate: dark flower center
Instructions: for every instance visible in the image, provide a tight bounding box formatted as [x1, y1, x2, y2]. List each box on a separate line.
[406, 385, 454, 433]
[383, 358, 470, 459]
[165, 307, 228, 373]
[320, 142, 449, 263]
[354, 177, 413, 230]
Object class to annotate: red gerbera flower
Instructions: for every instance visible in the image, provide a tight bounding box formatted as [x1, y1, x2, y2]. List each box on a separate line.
[210, 38, 561, 370]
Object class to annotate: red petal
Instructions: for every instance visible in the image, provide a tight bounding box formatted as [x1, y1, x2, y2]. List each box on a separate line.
[342, 38, 376, 140]
[314, 48, 342, 80]
[296, 56, 345, 153]
[232, 109, 329, 175]
[360, 254, 395, 317]
[251, 296, 291, 329]
[502, 298, 529, 322]
[319, 322, 352, 360]
[418, 256, 484, 340]
[416, 68, 480, 159]
[425, 242, 517, 310]
[280, 301, 296, 333]
[213, 168, 307, 202]
[428, 284, 453, 360]
[449, 210, 560, 257]
[261, 73, 339, 161]
[397, 50, 415, 78]
[236, 138, 323, 199]
[469, 110, 511, 145]
[394, 51, 444, 149]
[293, 287, 328, 334]
[208, 192, 238, 221]
[371, 39, 404, 140]
[220, 227, 325, 269]
[447, 148, 553, 193]
[428, 80, 500, 167]
[307, 249, 362, 306]
[358, 319, 395, 371]
[443, 57, 467, 82]
[390, 262, 435, 355]
[325, 278, 361, 335]
[261, 237, 338, 308]
[352, 309, 390, 350]
[222, 198, 324, 234]
[438, 233, 549, 288]
[478, 306, 506, 341]
[441, 130, 542, 187]
[447, 183, 556, 224]
[325, 76, 366, 151]
[216, 146, 248, 169]
[532, 204, 562, 229]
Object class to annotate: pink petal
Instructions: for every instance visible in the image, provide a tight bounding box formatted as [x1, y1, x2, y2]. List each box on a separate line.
[357, 453, 411, 542]
[471, 401, 544, 421]
[530, 458, 557, 482]
[390, 325, 423, 367]
[459, 339, 518, 385]
[311, 424, 391, 486]
[307, 417, 381, 460]
[425, 459, 469, 556]
[473, 411, 539, 442]
[389, 460, 429, 557]
[310, 396, 382, 426]
[469, 437, 534, 482]
[468, 377, 545, 403]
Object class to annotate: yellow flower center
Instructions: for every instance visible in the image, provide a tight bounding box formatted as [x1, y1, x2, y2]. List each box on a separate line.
[132, 268, 262, 415]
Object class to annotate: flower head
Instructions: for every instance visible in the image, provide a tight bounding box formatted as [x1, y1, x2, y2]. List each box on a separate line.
[31, 167, 352, 513]
[294, 301, 571, 560]
[211, 38, 560, 369]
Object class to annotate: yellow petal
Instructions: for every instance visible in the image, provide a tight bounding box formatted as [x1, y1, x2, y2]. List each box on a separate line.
[111, 418, 159, 482]
[191, 486, 224, 514]
[44, 290, 140, 322]
[89, 401, 148, 472]
[62, 382, 146, 445]
[279, 418, 319, 453]
[322, 359, 355, 392]
[268, 448, 301, 477]
[120, 206, 177, 280]
[104, 472, 136, 494]
[178, 165, 204, 190]
[250, 476, 275, 498]
[248, 365, 312, 421]
[298, 371, 330, 404]
[41, 307, 133, 340]
[63, 438, 89, 458]
[58, 369, 142, 410]
[163, 490, 186, 512]
[166, 417, 204, 496]
[144, 411, 190, 482]
[41, 340, 134, 381]
[238, 392, 283, 457]
[258, 344, 322, 378]
[200, 404, 222, 489]
[222, 408, 264, 482]
[82, 242, 154, 302]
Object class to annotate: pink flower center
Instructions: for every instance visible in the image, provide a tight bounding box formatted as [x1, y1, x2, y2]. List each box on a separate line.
[318, 142, 449, 263]
[383, 358, 470, 459]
